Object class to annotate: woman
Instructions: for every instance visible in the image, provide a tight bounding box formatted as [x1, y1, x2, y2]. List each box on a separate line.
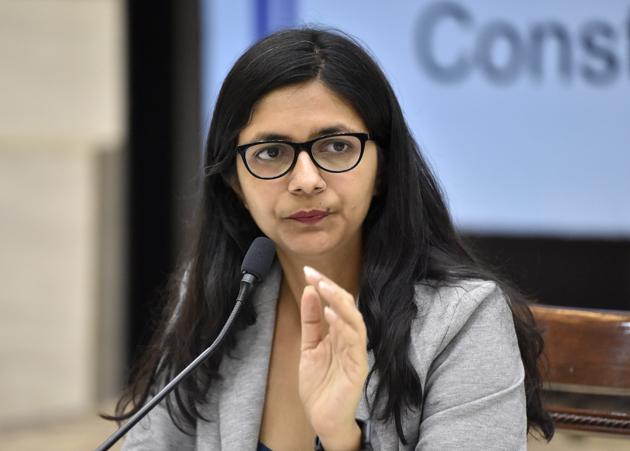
[113, 28, 554, 450]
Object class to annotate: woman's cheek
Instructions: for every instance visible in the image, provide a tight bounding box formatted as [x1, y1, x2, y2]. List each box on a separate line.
[248, 193, 280, 233]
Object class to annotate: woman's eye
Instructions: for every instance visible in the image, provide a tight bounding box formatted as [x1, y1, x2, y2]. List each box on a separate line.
[322, 140, 351, 153]
[255, 146, 282, 160]
[331, 141, 348, 152]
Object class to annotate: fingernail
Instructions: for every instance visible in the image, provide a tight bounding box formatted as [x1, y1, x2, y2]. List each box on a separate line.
[304, 266, 321, 280]
[318, 280, 334, 295]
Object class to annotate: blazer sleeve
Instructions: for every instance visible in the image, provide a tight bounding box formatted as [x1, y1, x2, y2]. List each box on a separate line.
[415, 282, 527, 451]
[120, 397, 196, 451]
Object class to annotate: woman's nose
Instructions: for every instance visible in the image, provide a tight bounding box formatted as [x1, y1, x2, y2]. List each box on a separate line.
[287, 151, 326, 195]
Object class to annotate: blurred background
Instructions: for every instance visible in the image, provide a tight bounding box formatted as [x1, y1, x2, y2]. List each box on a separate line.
[0, 0, 628, 449]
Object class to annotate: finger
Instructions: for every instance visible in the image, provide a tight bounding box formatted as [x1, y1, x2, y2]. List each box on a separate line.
[317, 280, 366, 338]
[323, 305, 356, 349]
[303, 265, 323, 286]
[304, 266, 354, 309]
[303, 266, 366, 338]
[324, 306, 367, 370]
[323, 305, 340, 350]
[300, 285, 326, 352]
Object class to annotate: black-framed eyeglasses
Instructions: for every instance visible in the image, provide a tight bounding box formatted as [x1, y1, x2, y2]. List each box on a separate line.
[235, 132, 370, 180]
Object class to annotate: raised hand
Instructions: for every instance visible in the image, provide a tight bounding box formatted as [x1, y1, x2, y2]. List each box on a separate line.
[299, 266, 368, 451]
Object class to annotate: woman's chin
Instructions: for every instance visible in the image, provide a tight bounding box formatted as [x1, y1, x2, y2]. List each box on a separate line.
[275, 234, 341, 260]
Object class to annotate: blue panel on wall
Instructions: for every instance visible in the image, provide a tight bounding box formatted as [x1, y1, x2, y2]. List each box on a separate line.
[201, 0, 630, 238]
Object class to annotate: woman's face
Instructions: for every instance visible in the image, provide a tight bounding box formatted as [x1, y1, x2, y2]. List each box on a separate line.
[234, 80, 378, 259]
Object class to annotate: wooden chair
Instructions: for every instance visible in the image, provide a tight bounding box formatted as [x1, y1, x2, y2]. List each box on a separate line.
[530, 304, 630, 436]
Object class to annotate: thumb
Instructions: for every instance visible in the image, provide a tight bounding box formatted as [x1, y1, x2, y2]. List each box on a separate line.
[300, 285, 325, 352]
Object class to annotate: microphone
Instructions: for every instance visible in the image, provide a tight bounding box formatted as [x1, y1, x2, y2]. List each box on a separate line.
[96, 237, 276, 451]
[237, 236, 277, 301]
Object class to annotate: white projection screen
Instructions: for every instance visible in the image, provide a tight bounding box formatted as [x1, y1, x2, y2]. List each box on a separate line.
[201, 0, 630, 239]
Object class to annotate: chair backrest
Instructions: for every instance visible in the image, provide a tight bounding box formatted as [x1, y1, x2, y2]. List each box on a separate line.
[530, 304, 630, 436]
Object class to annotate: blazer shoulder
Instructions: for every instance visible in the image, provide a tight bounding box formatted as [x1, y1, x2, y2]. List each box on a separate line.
[413, 278, 504, 328]
[409, 279, 512, 375]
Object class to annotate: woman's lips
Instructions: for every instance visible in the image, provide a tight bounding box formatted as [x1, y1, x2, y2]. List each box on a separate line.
[287, 210, 330, 224]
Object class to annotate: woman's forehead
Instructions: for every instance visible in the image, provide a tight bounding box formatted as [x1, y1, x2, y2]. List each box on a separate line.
[238, 80, 367, 144]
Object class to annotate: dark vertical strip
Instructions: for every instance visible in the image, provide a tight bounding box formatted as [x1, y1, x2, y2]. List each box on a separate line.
[256, 0, 269, 40]
[126, 0, 175, 368]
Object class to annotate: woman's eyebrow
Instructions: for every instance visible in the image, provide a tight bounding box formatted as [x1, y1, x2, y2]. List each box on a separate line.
[310, 125, 356, 138]
[249, 125, 358, 143]
[249, 132, 291, 142]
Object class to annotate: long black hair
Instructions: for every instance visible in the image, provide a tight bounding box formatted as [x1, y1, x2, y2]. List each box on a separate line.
[110, 28, 554, 443]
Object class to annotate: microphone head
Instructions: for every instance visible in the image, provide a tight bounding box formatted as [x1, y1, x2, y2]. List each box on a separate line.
[241, 237, 276, 280]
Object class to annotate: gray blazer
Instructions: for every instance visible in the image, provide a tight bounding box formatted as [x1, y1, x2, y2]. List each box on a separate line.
[122, 263, 527, 450]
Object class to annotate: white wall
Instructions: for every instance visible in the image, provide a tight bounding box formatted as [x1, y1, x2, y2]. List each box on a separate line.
[0, 0, 125, 426]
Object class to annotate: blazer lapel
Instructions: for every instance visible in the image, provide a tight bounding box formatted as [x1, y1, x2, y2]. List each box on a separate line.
[217, 262, 281, 451]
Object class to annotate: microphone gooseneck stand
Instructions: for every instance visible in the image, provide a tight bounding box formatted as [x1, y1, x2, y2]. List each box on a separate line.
[96, 237, 276, 451]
